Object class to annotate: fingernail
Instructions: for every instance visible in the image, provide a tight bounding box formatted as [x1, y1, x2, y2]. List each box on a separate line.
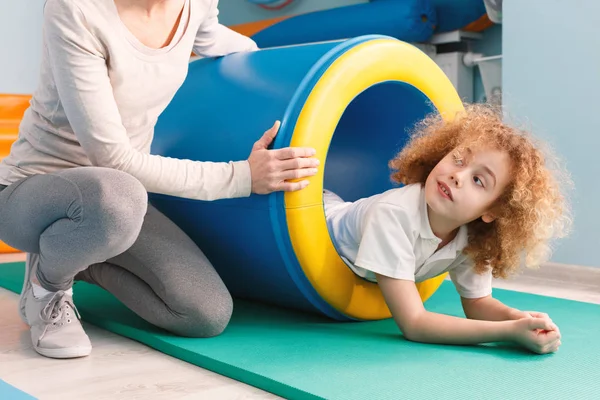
[312, 168, 318, 174]
[314, 159, 320, 166]
[310, 148, 316, 156]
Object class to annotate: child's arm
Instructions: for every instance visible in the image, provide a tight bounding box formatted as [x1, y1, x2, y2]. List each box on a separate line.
[449, 260, 550, 322]
[377, 274, 561, 353]
[461, 295, 555, 329]
[461, 295, 528, 321]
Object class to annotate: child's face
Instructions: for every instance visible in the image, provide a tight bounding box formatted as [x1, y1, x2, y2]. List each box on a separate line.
[425, 144, 512, 227]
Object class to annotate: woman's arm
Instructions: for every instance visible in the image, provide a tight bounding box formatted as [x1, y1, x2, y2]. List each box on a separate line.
[193, 0, 259, 57]
[376, 273, 561, 353]
[44, 0, 314, 200]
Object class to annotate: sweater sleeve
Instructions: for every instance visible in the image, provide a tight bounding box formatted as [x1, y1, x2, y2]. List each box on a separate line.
[43, 0, 252, 201]
[193, 0, 259, 57]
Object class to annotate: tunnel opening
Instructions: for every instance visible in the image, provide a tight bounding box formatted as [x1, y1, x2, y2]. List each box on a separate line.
[323, 81, 437, 202]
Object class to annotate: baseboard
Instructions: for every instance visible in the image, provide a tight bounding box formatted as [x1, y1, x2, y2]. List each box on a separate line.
[0, 252, 26, 263]
[440, 262, 600, 304]
[444, 262, 600, 292]
[514, 262, 600, 289]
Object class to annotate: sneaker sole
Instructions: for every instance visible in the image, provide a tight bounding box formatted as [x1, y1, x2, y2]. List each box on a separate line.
[34, 345, 92, 359]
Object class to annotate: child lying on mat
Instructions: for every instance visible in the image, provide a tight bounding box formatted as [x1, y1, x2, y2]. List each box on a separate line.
[324, 104, 571, 354]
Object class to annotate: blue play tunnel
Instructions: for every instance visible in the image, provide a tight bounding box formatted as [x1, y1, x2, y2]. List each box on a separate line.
[150, 35, 464, 321]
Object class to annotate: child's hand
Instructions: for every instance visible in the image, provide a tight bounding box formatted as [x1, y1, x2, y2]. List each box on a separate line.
[509, 308, 551, 320]
[517, 310, 551, 320]
[510, 310, 559, 333]
[511, 318, 561, 354]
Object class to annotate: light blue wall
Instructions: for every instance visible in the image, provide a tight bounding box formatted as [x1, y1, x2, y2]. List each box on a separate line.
[471, 24, 502, 103]
[0, 0, 366, 93]
[217, 0, 366, 26]
[0, 2, 44, 94]
[504, 1, 599, 267]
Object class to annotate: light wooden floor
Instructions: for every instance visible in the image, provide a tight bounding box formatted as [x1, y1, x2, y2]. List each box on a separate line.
[1, 253, 599, 400]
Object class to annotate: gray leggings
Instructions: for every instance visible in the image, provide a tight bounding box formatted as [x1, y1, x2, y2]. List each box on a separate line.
[0, 167, 233, 337]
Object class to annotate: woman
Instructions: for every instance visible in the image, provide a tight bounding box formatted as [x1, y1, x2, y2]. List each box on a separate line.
[0, 0, 319, 359]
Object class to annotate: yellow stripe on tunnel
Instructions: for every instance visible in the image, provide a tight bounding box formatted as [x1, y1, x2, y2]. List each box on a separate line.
[285, 39, 465, 320]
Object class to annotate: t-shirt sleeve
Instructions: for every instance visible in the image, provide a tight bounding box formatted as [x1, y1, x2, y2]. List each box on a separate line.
[193, 0, 259, 57]
[43, 0, 251, 201]
[353, 202, 416, 281]
[449, 258, 493, 298]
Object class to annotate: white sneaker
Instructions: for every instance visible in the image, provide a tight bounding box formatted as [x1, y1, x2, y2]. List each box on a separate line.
[18, 253, 36, 324]
[19, 254, 92, 359]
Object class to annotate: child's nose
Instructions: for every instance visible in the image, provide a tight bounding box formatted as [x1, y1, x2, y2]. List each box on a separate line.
[450, 172, 463, 188]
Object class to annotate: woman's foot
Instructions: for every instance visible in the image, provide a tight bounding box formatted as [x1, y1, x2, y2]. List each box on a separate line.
[23, 287, 92, 358]
[19, 255, 92, 359]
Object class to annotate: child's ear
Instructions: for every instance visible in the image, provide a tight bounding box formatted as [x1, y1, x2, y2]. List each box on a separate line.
[481, 213, 496, 223]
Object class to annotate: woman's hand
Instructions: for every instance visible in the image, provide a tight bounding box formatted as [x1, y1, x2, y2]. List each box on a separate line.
[248, 121, 320, 194]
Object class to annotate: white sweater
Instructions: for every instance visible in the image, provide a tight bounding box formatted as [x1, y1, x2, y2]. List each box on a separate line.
[0, 0, 258, 200]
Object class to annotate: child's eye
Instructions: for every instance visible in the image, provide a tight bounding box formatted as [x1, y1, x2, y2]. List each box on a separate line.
[473, 176, 484, 187]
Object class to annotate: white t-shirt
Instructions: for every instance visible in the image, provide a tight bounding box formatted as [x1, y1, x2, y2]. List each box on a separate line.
[324, 184, 492, 299]
[0, 0, 258, 201]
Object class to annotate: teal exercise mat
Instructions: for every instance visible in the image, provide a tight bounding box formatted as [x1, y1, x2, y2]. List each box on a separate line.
[0, 261, 597, 400]
[0, 379, 37, 399]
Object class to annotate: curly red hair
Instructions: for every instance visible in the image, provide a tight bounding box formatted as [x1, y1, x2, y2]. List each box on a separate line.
[389, 104, 572, 278]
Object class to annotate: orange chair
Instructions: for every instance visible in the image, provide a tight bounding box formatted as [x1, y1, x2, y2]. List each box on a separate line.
[0, 94, 30, 254]
[0, 94, 29, 141]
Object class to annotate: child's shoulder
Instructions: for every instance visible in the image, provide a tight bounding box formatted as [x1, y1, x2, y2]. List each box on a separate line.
[376, 183, 423, 208]
[358, 184, 425, 239]
[369, 184, 424, 221]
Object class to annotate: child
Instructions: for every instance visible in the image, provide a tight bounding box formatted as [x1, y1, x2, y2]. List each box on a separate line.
[324, 104, 571, 354]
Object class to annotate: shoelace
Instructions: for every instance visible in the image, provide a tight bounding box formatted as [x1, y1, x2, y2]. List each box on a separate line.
[39, 290, 81, 326]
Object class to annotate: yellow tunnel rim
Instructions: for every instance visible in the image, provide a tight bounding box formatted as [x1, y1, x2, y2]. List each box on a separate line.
[284, 38, 465, 320]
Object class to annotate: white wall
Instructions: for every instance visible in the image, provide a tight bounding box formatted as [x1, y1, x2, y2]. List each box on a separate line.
[0, 1, 45, 94]
[503, 0, 600, 267]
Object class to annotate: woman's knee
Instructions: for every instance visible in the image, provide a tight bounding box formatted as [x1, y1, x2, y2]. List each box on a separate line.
[171, 290, 234, 338]
[0, 170, 145, 253]
[60, 167, 148, 250]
